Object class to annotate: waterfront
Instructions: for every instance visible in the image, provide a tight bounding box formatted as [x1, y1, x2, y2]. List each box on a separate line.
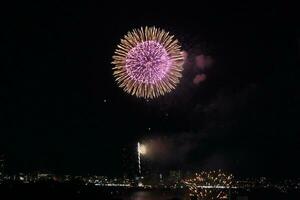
[1, 182, 300, 200]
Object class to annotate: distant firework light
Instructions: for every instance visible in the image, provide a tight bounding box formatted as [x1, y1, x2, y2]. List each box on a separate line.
[112, 26, 184, 99]
[183, 170, 234, 200]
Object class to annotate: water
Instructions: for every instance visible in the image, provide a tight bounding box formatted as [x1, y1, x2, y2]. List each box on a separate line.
[2, 183, 300, 199]
[117, 190, 188, 200]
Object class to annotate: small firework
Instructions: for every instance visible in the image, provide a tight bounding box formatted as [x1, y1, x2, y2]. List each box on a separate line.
[183, 170, 234, 200]
[112, 26, 184, 99]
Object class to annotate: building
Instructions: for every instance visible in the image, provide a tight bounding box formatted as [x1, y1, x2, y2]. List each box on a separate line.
[121, 144, 138, 179]
[168, 170, 182, 184]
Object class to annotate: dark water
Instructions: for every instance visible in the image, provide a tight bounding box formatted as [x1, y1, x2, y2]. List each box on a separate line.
[0, 183, 188, 199]
[115, 190, 188, 200]
[1, 183, 300, 200]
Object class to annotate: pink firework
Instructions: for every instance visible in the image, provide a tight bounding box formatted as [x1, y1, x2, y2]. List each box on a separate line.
[112, 26, 184, 99]
[125, 41, 171, 84]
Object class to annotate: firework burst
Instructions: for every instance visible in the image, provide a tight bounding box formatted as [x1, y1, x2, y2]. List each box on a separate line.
[183, 170, 234, 200]
[112, 26, 184, 99]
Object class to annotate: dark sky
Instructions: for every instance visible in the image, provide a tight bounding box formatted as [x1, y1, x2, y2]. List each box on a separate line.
[1, 2, 299, 178]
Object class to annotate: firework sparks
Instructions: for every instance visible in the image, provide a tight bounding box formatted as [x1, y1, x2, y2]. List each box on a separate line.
[138, 144, 147, 155]
[183, 170, 234, 200]
[112, 26, 184, 99]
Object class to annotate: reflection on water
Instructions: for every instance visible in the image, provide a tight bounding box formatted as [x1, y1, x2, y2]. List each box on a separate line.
[125, 191, 186, 200]
[130, 191, 158, 200]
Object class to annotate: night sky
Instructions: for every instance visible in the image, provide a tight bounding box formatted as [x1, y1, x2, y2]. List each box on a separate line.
[1, 2, 299, 178]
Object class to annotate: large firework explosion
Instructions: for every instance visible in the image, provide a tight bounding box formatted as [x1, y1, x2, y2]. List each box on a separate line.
[183, 170, 234, 200]
[112, 26, 184, 99]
